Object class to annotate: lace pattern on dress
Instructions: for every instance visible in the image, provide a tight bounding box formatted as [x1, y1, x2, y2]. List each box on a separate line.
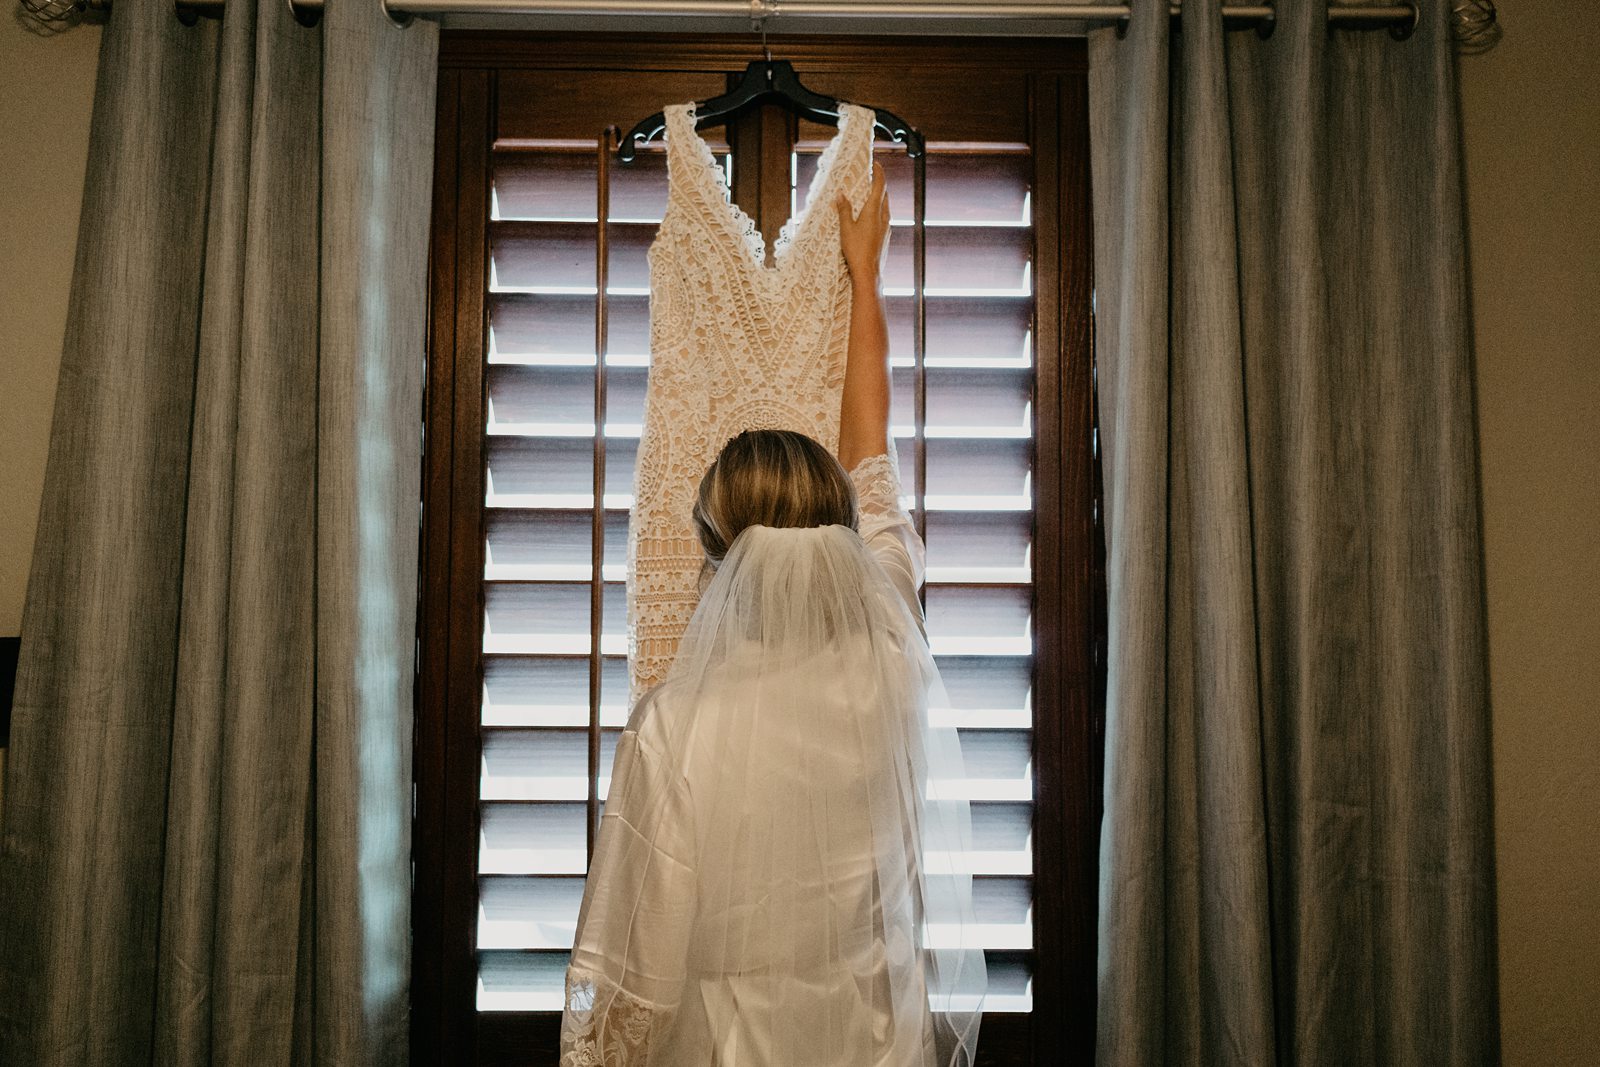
[680, 99, 861, 276]
[677, 101, 768, 274]
[559, 964, 670, 1067]
[848, 450, 907, 534]
[626, 99, 878, 706]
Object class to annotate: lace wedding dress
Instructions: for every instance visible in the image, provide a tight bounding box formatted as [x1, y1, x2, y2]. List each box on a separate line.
[624, 97, 881, 705]
[562, 454, 986, 1067]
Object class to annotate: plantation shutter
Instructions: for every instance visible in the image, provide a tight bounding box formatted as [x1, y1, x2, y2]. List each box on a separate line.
[475, 124, 1038, 1015]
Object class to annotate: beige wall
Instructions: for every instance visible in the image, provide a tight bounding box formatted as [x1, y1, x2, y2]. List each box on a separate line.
[1459, 2, 1600, 1062]
[1, 14, 100, 637]
[0, 6, 1595, 1062]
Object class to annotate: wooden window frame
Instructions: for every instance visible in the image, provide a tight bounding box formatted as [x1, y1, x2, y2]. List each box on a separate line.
[414, 30, 1102, 1066]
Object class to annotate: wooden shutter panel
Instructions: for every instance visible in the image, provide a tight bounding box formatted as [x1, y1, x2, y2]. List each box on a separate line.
[477, 130, 1039, 1015]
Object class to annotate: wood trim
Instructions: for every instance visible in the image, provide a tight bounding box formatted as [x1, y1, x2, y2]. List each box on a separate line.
[726, 105, 761, 244]
[479, 1013, 560, 1065]
[585, 127, 613, 861]
[1025, 67, 1068, 1064]
[758, 110, 795, 253]
[450, 69, 497, 1058]
[476, 1010, 1039, 1063]
[413, 67, 460, 1066]
[721, 103, 809, 250]
[440, 30, 1087, 72]
[1056, 67, 1102, 1059]
[415, 31, 1102, 1066]
[415, 65, 498, 1064]
[989, 66, 1101, 1066]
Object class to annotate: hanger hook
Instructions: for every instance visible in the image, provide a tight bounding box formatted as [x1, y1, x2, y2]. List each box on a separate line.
[750, 0, 776, 66]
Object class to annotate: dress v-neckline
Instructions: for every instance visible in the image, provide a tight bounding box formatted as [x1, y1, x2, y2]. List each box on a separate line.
[674, 99, 862, 280]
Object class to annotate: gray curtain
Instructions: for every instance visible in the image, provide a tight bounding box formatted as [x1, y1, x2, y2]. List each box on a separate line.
[0, 0, 437, 1063]
[1088, 0, 1499, 1063]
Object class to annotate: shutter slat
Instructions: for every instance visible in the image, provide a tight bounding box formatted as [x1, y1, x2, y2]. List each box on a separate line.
[925, 512, 1032, 584]
[490, 220, 657, 292]
[476, 949, 1033, 1013]
[487, 364, 648, 439]
[928, 587, 1032, 644]
[927, 656, 1032, 725]
[895, 438, 1032, 509]
[493, 147, 672, 222]
[890, 294, 1034, 367]
[797, 150, 1030, 225]
[481, 729, 620, 801]
[490, 291, 651, 362]
[483, 656, 631, 728]
[493, 152, 595, 221]
[479, 876, 586, 949]
[479, 804, 1030, 878]
[484, 582, 627, 646]
[485, 510, 629, 583]
[481, 807, 590, 874]
[489, 292, 1032, 367]
[477, 950, 571, 1012]
[891, 366, 1032, 440]
[486, 437, 638, 503]
[477, 874, 1035, 951]
[881, 227, 1033, 294]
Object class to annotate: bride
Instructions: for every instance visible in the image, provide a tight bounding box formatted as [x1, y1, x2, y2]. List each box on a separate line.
[559, 163, 987, 1066]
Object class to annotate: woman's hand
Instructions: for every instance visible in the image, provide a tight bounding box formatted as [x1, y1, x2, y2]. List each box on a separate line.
[834, 160, 891, 284]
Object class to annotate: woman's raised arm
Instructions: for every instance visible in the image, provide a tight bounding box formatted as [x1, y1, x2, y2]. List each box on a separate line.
[833, 161, 893, 473]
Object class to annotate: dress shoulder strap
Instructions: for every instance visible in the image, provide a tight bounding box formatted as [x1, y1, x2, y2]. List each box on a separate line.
[663, 101, 724, 207]
[825, 102, 879, 210]
[661, 102, 689, 174]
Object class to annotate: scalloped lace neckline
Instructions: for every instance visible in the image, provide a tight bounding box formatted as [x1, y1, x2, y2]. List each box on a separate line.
[672, 100, 862, 280]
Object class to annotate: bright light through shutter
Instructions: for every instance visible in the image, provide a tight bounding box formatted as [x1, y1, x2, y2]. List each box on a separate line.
[477, 133, 1036, 1014]
[478, 135, 663, 1012]
[800, 143, 1037, 1014]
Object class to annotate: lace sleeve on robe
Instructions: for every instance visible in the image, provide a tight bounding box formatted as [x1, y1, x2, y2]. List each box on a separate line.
[559, 709, 695, 1066]
[847, 450, 927, 638]
[560, 967, 664, 1066]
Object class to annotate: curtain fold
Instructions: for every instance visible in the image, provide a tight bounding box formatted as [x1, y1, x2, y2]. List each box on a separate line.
[1088, 0, 1499, 1062]
[0, 0, 437, 1063]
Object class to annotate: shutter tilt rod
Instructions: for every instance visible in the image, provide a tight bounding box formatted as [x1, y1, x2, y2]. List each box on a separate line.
[83, 0, 1421, 40]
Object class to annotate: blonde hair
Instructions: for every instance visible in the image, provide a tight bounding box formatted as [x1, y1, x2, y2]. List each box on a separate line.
[692, 429, 858, 567]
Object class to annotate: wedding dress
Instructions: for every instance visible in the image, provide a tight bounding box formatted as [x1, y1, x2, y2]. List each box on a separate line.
[625, 98, 878, 705]
[561, 451, 987, 1066]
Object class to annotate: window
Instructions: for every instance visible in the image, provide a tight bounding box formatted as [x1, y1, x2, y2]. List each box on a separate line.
[416, 32, 1101, 1065]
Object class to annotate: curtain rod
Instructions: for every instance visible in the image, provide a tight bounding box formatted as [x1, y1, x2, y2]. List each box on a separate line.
[77, 0, 1419, 36]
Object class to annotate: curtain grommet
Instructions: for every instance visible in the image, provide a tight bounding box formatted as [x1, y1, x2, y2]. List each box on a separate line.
[1255, 7, 1276, 39]
[1389, 1, 1419, 40]
[173, 0, 223, 23]
[381, 0, 416, 26]
[288, 0, 321, 26]
[1114, 10, 1130, 38]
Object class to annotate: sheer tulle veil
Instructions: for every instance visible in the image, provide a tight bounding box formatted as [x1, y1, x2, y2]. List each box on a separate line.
[562, 521, 987, 1066]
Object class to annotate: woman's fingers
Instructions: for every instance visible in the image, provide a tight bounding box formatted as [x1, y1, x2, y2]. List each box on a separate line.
[835, 161, 892, 277]
[838, 163, 888, 223]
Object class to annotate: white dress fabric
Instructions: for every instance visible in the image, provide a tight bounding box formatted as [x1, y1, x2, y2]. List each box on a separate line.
[625, 98, 880, 705]
[561, 454, 987, 1066]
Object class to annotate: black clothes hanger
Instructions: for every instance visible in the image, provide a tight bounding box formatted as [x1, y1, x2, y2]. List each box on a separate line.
[617, 53, 924, 164]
